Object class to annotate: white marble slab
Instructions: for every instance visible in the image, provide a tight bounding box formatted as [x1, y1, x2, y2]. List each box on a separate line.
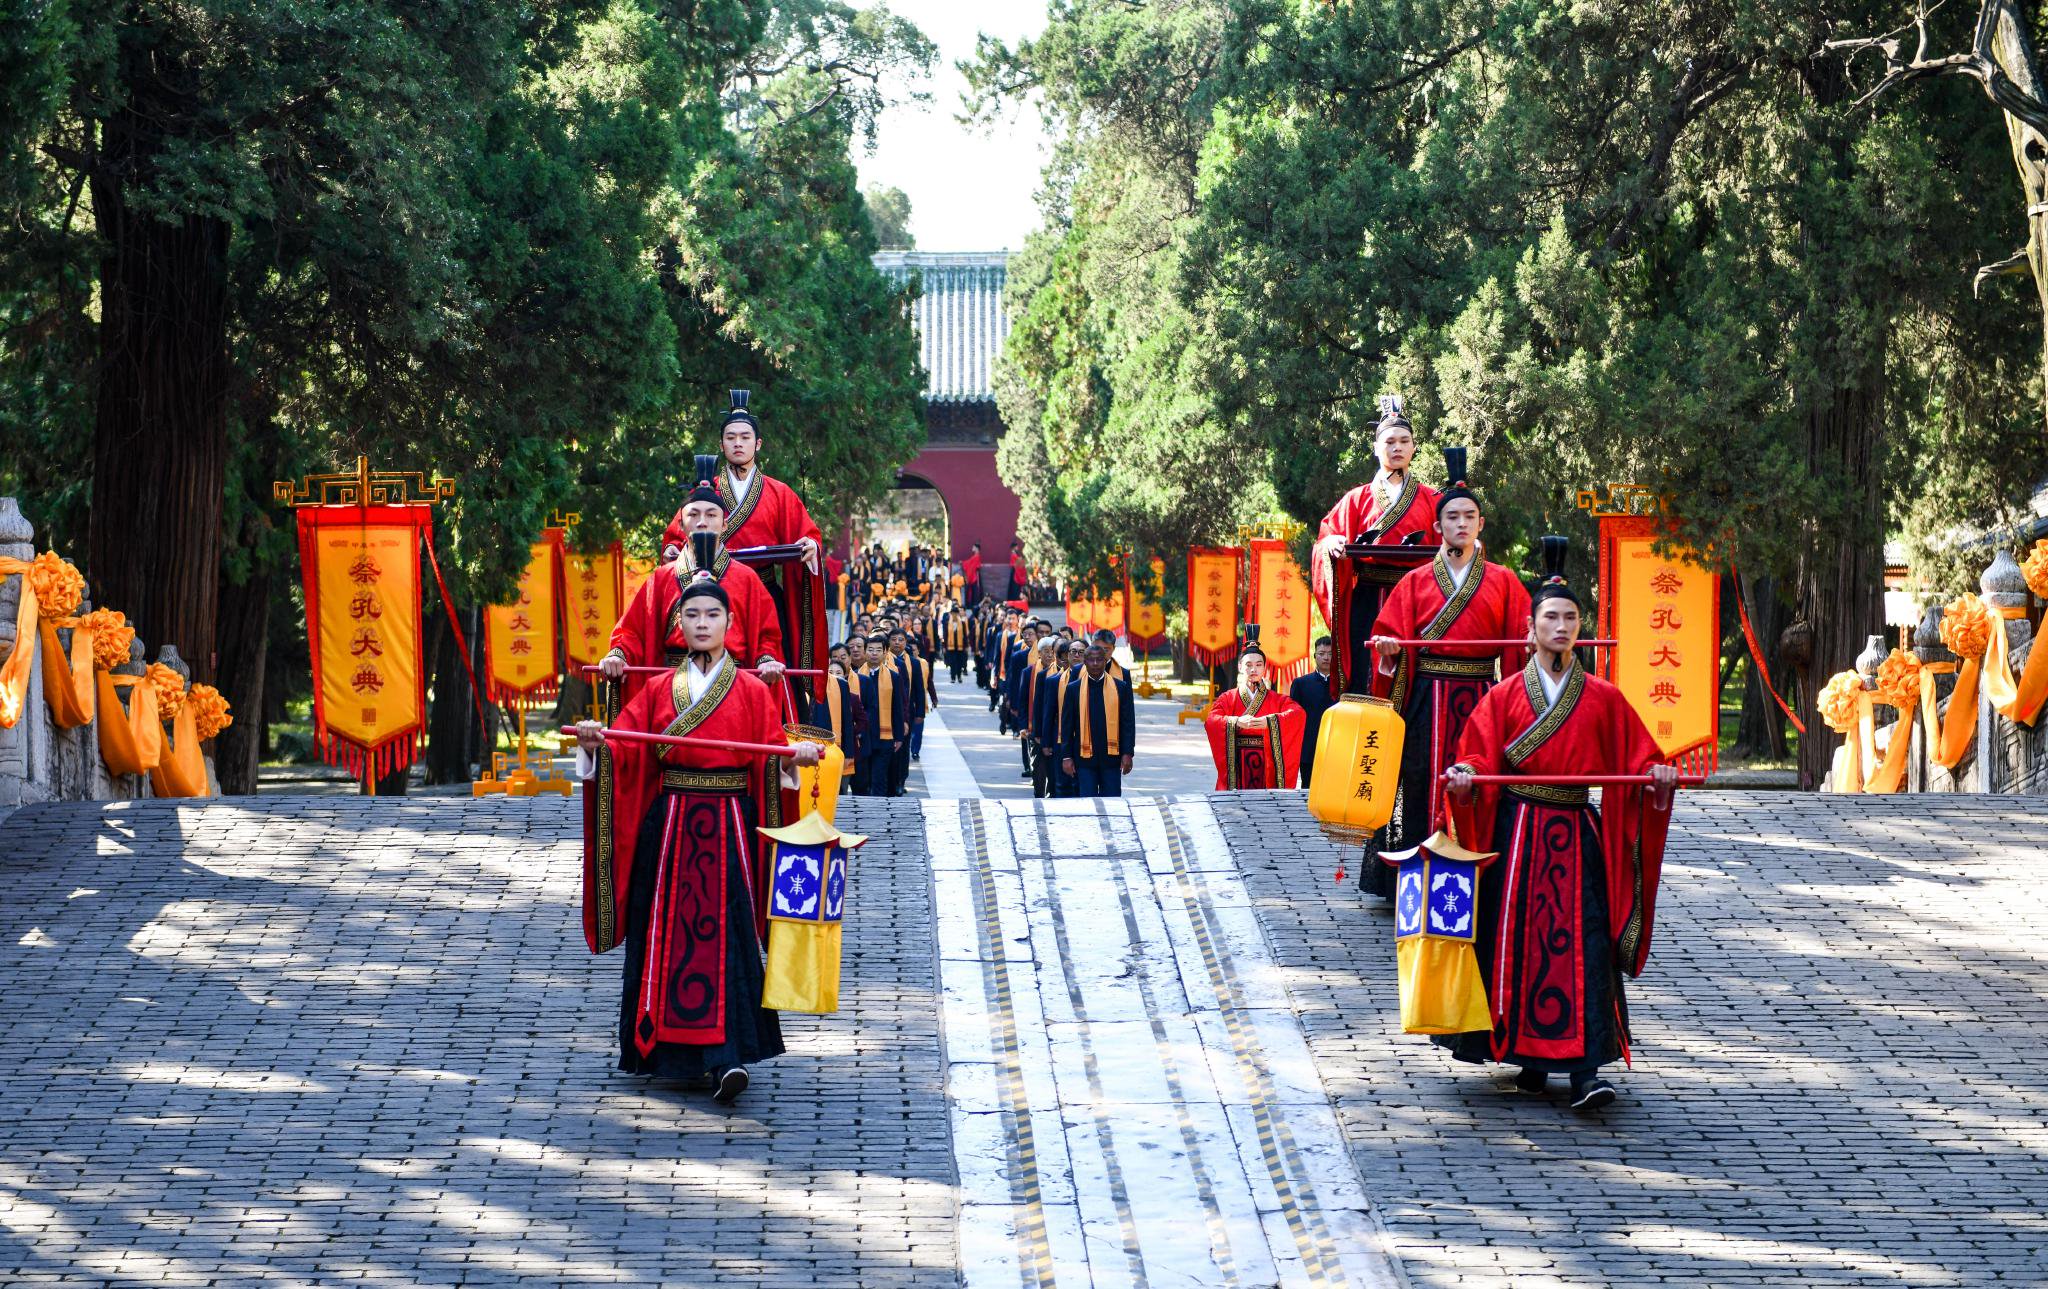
[933, 795, 1399, 1289]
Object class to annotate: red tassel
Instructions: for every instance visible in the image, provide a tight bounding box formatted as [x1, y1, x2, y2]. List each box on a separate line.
[1334, 865, 1347, 884]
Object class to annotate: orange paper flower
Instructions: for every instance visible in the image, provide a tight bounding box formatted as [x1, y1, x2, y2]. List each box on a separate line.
[2026, 541, 2048, 601]
[1817, 670, 1865, 734]
[27, 551, 86, 619]
[187, 682, 233, 742]
[1873, 648, 1921, 710]
[146, 662, 187, 721]
[1939, 593, 1993, 659]
[77, 609, 135, 672]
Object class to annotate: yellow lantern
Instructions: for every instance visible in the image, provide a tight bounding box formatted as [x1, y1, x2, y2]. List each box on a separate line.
[1306, 695, 1406, 843]
[785, 723, 845, 824]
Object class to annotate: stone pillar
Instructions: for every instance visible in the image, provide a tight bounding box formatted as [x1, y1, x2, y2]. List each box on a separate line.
[1982, 550, 2033, 793]
[0, 498, 49, 811]
[1911, 601, 1948, 792]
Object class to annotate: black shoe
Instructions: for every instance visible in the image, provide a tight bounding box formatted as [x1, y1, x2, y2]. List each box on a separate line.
[713, 1066, 749, 1104]
[1569, 1077, 1615, 1111]
[1513, 1067, 1549, 1095]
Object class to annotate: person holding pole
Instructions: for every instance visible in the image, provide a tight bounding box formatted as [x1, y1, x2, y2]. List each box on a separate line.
[569, 576, 823, 1104]
[1360, 448, 1530, 904]
[1439, 536, 1677, 1112]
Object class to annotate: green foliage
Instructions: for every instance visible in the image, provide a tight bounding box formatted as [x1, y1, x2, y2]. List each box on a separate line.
[977, 0, 2041, 610]
[0, 0, 929, 676]
[864, 183, 914, 249]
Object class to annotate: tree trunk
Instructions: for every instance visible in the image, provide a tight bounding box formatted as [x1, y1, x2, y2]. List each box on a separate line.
[1793, 382, 1887, 790]
[1735, 572, 1790, 759]
[212, 565, 270, 794]
[85, 62, 232, 685]
[1988, 0, 2048, 436]
[425, 602, 477, 785]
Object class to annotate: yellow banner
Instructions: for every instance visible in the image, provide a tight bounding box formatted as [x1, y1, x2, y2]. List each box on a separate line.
[561, 545, 623, 668]
[312, 520, 423, 754]
[1095, 588, 1126, 635]
[1187, 547, 1242, 666]
[1127, 557, 1168, 649]
[487, 537, 561, 701]
[1249, 540, 1312, 678]
[1611, 533, 1718, 756]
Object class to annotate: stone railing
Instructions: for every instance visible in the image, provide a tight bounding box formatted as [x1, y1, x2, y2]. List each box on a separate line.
[0, 497, 208, 812]
[1859, 548, 2046, 795]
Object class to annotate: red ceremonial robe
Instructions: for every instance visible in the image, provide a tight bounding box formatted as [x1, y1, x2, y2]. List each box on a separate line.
[607, 550, 784, 716]
[580, 657, 790, 1074]
[1359, 555, 1532, 898]
[1316, 473, 1441, 695]
[1439, 660, 1673, 1071]
[664, 467, 827, 675]
[1204, 684, 1308, 790]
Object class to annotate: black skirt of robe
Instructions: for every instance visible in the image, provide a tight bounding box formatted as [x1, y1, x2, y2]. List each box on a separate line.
[1434, 795, 1626, 1075]
[618, 788, 786, 1078]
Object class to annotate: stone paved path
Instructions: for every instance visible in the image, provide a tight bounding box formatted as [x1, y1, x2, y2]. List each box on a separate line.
[0, 796, 955, 1287]
[7, 682, 2048, 1286]
[1215, 790, 2048, 1286]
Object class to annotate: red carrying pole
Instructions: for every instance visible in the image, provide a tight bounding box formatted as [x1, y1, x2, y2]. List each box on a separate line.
[1377, 638, 1618, 648]
[557, 726, 807, 759]
[578, 664, 822, 677]
[1447, 773, 1707, 785]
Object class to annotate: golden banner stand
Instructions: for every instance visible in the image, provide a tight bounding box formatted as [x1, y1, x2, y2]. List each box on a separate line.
[274, 456, 455, 796]
[474, 508, 580, 798]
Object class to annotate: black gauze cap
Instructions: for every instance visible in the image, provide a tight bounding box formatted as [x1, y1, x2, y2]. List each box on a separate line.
[1438, 446, 1479, 513]
[723, 388, 757, 429]
[1531, 535, 1580, 607]
[690, 530, 718, 574]
[686, 453, 722, 508]
[678, 577, 729, 609]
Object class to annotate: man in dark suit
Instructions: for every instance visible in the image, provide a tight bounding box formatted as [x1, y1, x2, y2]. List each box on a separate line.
[1289, 635, 1339, 785]
[1061, 643, 1136, 797]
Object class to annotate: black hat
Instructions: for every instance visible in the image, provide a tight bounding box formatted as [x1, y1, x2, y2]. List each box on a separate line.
[1241, 623, 1266, 661]
[685, 453, 723, 509]
[1438, 446, 1479, 513]
[1374, 393, 1410, 435]
[689, 530, 719, 575]
[1531, 535, 1580, 608]
[723, 389, 758, 430]
[678, 576, 729, 609]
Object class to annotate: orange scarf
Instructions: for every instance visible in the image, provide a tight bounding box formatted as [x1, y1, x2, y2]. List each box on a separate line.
[864, 662, 895, 740]
[1079, 671, 1122, 758]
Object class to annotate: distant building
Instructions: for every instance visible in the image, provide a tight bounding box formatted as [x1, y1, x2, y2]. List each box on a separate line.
[871, 251, 1022, 586]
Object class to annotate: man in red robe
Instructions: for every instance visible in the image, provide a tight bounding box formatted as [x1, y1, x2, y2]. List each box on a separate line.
[1441, 537, 1676, 1112]
[661, 391, 827, 687]
[1204, 630, 1308, 790]
[1313, 395, 1442, 695]
[572, 577, 823, 1103]
[602, 459, 785, 715]
[1358, 449, 1531, 903]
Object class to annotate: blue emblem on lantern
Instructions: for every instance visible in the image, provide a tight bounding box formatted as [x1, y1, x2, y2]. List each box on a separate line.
[772, 843, 827, 921]
[1394, 863, 1426, 937]
[1426, 861, 1477, 941]
[761, 813, 863, 928]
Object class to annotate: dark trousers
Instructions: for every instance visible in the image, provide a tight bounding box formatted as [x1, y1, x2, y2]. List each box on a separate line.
[891, 734, 912, 793]
[1019, 727, 1033, 774]
[909, 720, 926, 758]
[1031, 742, 1051, 797]
[1076, 758, 1123, 797]
[860, 742, 897, 797]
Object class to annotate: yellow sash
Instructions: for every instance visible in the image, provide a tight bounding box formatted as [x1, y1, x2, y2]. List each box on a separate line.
[97, 672, 163, 776]
[1078, 672, 1122, 758]
[39, 618, 95, 728]
[0, 557, 38, 728]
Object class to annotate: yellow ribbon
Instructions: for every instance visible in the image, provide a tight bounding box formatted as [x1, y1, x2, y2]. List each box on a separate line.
[97, 672, 163, 776]
[1860, 689, 1912, 795]
[0, 557, 40, 729]
[149, 705, 211, 798]
[38, 618, 95, 729]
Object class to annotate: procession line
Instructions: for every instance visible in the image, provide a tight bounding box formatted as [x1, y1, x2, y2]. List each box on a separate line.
[961, 799, 1057, 1288]
[1091, 798, 1244, 1285]
[1158, 802, 1346, 1285]
[1028, 808, 1147, 1284]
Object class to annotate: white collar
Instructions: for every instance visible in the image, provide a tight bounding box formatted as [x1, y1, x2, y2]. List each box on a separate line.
[725, 464, 758, 493]
[1535, 661, 1569, 708]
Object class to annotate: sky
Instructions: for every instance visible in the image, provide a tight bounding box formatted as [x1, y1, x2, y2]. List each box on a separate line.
[852, 0, 1051, 253]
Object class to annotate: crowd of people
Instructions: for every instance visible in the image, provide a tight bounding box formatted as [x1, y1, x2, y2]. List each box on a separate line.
[562, 384, 1679, 1115]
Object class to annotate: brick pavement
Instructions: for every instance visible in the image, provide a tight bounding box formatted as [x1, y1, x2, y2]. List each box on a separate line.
[1214, 789, 2048, 1286]
[0, 795, 955, 1287]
